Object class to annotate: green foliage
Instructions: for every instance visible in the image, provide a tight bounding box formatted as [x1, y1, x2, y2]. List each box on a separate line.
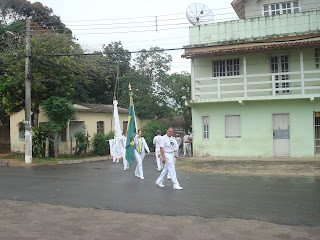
[167, 72, 192, 131]
[141, 120, 169, 152]
[42, 96, 76, 133]
[91, 132, 114, 156]
[74, 130, 88, 155]
[32, 125, 52, 158]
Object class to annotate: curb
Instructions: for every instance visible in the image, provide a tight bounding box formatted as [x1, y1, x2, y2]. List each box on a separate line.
[0, 161, 8, 166]
[57, 156, 111, 165]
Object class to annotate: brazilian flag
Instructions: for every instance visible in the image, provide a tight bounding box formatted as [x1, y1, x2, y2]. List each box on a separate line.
[125, 90, 136, 167]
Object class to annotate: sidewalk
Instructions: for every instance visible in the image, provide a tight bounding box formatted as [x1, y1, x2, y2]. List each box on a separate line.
[1, 199, 319, 240]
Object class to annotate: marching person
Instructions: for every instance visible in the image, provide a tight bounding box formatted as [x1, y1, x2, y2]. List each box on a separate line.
[153, 130, 163, 171]
[175, 134, 182, 155]
[134, 129, 150, 180]
[183, 132, 191, 157]
[155, 127, 183, 190]
[122, 131, 129, 171]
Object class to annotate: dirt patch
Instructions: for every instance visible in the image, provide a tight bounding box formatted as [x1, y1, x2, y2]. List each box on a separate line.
[175, 158, 320, 177]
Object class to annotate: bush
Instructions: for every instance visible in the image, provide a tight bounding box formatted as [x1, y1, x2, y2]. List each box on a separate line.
[91, 131, 114, 156]
[74, 130, 88, 155]
[32, 125, 52, 157]
[141, 120, 169, 152]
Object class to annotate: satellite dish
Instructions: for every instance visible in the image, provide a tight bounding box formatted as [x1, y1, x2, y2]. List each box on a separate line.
[186, 3, 214, 26]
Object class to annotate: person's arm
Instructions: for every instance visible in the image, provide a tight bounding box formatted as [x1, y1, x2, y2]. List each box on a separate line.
[143, 138, 150, 153]
[160, 147, 165, 164]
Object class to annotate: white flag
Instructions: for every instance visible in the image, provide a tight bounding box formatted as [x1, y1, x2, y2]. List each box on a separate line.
[112, 100, 123, 161]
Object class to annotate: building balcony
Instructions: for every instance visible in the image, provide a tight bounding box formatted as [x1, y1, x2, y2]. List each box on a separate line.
[188, 10, 320, 46]
[191, 69, 320, 104]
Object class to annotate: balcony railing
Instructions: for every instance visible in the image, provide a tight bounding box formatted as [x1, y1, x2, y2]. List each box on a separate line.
[193, 70, 320, 102]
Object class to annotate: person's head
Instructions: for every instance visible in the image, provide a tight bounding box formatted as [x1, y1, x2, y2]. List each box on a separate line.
[184, 132, 187, 135]
[138, 129, 142, 137]
[176, 134, 179, 137]
[156, 130, 161, 135]
[166, 127, 174, 137]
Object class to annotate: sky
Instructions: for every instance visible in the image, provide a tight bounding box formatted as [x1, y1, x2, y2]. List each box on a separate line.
[29, 0, 238, 73]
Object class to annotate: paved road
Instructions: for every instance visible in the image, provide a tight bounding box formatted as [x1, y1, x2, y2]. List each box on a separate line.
[1, 155, 319, 227]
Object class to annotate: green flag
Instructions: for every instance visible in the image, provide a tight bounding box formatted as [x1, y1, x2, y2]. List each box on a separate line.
[125, 86, 136, 167]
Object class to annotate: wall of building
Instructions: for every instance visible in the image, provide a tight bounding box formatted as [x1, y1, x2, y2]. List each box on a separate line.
[191, 98, 320, 158]
[10, 109, 25, 153]
[193, 47, 320, 101]
[245, 0, 320, 19]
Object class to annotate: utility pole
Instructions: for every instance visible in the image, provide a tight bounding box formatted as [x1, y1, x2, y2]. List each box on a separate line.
[25, 18, 32, 164]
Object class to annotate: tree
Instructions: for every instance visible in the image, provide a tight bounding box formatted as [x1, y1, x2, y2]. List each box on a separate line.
[167, 72, 192, 131]
[42, 96, 76, 158]
[85, 41, 131, 104]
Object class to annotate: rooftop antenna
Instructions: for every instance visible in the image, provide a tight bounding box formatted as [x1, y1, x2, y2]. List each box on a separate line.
[186, 3, 214, 26]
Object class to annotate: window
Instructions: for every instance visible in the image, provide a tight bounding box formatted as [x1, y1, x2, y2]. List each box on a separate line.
[225, 115, 241, 138]
[202, 116, 209, 139]
[270, 55, 289, 94]
[97, 121, 104, 134]
[263, 1, 300, 17]
[123, 121, 128, 134]
[315, 48, 320, 69]
[213, 58, 240, 77]
[18, 122, 24, 139]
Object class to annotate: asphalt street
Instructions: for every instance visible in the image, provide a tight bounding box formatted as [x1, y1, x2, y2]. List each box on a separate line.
[0, 155, 319, 227]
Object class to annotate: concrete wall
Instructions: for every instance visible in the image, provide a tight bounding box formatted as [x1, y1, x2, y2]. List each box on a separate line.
[189, 10, 320, 45]
[191, 98, 320, 158]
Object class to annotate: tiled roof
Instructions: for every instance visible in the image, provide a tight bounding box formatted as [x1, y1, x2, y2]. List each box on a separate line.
[182, 36, 320, 59]
[74, 103, 128, 114]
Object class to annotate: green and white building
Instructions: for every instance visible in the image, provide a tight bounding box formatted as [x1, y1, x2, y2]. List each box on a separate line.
[183, 0, 320, 158]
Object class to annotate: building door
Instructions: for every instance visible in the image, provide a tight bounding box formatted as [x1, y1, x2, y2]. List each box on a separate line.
[273, 113, 290, 157]
[315, 112, 320, 154]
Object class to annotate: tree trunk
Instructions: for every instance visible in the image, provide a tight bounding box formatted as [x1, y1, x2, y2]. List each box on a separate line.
[53, 132, 61, 158]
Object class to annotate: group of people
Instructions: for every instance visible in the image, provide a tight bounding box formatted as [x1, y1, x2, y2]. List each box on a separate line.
[118, 127, 186, 190]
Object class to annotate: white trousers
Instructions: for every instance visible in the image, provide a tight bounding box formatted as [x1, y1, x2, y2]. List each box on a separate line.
[156, 152, 180, 188]
[122, 150, 129, 169]
[155, 147, 163, 170]
[134, 150, 145, 177]
[183, 143, 191, 156]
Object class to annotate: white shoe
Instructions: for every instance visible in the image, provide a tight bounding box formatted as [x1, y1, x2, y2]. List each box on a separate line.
[140, 176, 144, 180]
[116, 160, 119, 163]
[135, 174, 140, 178]
[124, 169, 127, 171]
[173, 186, 183, 190]
[155, 182, 165, 187]
[157, 168, 162, 172]
[167, 175, 171, 180]
[126, 167, 129, 169]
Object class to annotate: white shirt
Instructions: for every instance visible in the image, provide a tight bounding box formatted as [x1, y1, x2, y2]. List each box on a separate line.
[153, 135, 163, 148]
[175, 137, 182, 146]
[183, 134, 190, 144]
[160, 134, 179, 153]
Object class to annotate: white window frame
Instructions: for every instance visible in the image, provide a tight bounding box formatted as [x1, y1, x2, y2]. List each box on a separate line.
[225, 115, 241, 138]
[202, 116, 210, 140]
[262, 1, 300, 17]
[213, 58, 240, 77]
[270, 55, 290, 94]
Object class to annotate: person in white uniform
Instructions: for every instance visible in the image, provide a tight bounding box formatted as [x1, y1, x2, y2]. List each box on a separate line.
[122, 131, 129, 171]
[155, 127, 183, 190]
[183, 132, 191, 157]
[134, 129, 150, 180]
[153, 130, 163, 171]
[175, 134, 182, 155]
